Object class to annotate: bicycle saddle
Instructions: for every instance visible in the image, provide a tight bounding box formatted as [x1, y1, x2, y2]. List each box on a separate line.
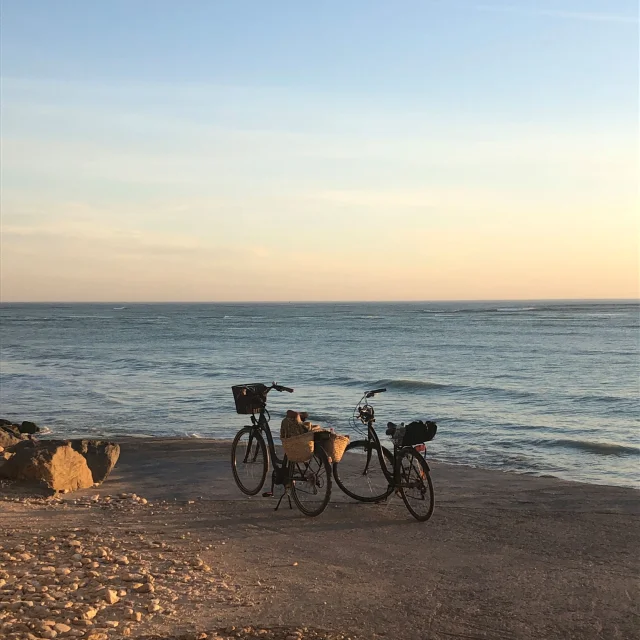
[386, 422, 399, 436]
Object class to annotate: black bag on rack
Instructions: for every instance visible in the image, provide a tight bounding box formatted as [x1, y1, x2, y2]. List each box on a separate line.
[401, 420, 437, 446]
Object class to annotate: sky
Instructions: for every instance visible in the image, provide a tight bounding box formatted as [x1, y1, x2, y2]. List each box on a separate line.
[1, 0, 638, 302]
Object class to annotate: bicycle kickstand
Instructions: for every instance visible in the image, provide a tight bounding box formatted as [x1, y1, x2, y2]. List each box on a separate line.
[274, 487, 293, 511]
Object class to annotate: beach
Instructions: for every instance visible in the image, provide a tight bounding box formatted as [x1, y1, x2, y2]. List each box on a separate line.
[1, 438, 638, 640]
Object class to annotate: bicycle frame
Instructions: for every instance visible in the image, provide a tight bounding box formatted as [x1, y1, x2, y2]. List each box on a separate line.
[248, 408, 284, 467]
[245, 402, 321, 479]
[361, 420, 401, 486]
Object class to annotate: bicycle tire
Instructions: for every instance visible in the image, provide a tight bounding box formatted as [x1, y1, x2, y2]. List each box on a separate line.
[231, 427, 269, 496]
[290, 446, 332, 517]
[333, 440, 394, 503]
[398, 447, 434, 522]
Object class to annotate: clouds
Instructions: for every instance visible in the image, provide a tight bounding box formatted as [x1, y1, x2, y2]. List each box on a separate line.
[3, 75, 635, 200]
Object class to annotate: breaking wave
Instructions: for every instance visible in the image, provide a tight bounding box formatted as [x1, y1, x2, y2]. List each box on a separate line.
[535, 439, 640, 457]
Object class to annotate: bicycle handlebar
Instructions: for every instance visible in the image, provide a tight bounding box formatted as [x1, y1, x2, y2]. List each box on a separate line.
[271, 383, 294, 393]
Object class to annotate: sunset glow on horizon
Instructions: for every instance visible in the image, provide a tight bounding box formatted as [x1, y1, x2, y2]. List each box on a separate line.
[1, 0, 638, 302]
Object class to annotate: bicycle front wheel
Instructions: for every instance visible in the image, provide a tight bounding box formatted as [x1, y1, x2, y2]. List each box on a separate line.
[290, 447, 332, 517]
[231, 427, 268, 496]
[398, 447, 434, 522]
[333, 440, 394, 502]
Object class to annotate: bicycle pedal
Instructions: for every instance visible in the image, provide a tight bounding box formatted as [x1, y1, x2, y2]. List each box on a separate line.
[262, 492, 273, 498]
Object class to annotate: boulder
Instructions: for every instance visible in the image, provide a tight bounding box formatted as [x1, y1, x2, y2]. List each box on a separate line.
[0, 438, 120, 491]
[70, 440, 120, 484]
[0, 440, 94, 492]
[20, 420, 40, 434]
[0, 426, 22, 449]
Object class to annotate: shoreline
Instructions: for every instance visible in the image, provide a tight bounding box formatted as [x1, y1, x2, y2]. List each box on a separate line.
[22, 432, 640, 491]
[108, 436, 640, 507]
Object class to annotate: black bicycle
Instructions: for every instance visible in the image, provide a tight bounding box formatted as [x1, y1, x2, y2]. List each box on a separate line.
[333, 388, 436, 521]
[230, 382, 332, 517]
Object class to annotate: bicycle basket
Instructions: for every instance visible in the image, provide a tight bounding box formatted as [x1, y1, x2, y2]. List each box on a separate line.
[401, 421, 437, 446]
[232, 384, 268, 414]
[282, 431, 315, 463]
[316, 432, 350, 463]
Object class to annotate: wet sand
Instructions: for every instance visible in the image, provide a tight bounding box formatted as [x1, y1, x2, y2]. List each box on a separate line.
[1, 438, 638, 640]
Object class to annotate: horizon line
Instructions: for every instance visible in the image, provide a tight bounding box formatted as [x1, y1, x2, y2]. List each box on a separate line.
[1, 297, 638, 305]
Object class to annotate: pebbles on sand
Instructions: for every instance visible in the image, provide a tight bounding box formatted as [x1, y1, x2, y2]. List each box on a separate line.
[0, 493, 353, 640]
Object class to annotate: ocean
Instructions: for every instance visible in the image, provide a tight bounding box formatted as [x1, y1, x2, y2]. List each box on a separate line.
[0, 301, 638, 488]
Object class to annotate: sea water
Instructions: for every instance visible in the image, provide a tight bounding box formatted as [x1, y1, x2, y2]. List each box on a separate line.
[1, 301, 638, 488]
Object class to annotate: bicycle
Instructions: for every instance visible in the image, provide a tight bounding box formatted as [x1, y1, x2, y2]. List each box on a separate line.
[230, 382, 332, 517]
[333, 388, 437, 522]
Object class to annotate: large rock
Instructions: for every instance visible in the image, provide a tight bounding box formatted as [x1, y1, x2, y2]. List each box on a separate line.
[0, 438, 120, 491]
[0, 426, 22, 449]
[70, 440, 120, 484]
[20, 420, 40, 434]
[0, 440, 94, 492]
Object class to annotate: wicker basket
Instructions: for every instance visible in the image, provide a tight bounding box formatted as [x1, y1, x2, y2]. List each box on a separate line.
[282, 431, 315, 463]
[317, 433, 350, 463]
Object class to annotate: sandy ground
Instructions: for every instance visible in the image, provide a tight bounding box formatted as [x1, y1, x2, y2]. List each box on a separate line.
[1, 438, 639, 640]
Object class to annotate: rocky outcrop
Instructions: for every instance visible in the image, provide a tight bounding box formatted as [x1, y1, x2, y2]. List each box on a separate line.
[0, 438, 120, 492]
[0, 418, 41, 434]
[70, 440, 121, 484]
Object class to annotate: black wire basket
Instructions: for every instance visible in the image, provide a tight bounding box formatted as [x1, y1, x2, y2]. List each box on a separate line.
[231, 384, 268, 414]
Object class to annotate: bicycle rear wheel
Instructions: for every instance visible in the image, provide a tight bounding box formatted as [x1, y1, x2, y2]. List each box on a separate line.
[333, 440, 394, 502]
[398, 447, 434, 522]
[290, 447, 332, 517]
[231, 427, 268, 496]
